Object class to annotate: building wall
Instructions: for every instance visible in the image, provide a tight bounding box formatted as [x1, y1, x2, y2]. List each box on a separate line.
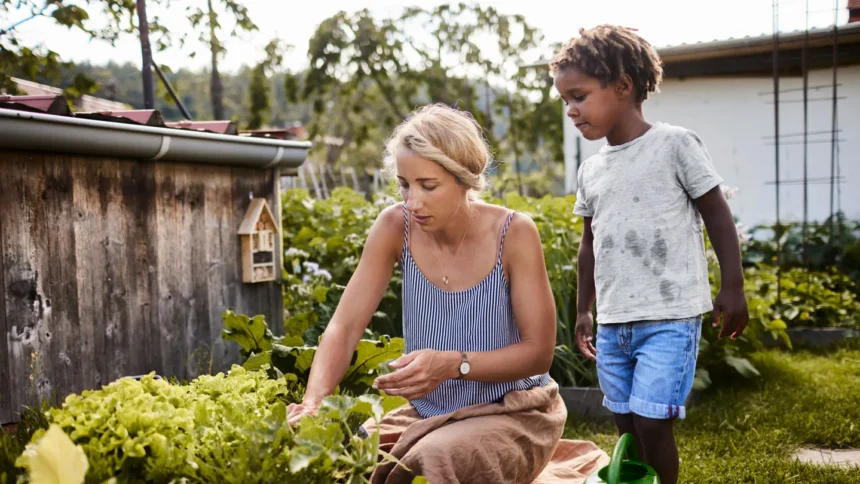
[564, 65, 860, 226]
[0, 150, 283, 423]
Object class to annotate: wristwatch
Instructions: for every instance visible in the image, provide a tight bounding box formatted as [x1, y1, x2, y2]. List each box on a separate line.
[456, 351, 471, 379]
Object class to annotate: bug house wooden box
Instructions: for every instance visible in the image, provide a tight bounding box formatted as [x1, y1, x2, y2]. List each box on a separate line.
[238, 198, 281, 283]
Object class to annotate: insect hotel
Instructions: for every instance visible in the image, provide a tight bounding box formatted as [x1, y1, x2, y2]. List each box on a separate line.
[239, 198, 281, 283]
[0, 97, 311, 424]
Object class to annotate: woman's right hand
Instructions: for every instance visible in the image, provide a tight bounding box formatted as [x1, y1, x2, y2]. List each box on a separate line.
[287, 399, 321, 427]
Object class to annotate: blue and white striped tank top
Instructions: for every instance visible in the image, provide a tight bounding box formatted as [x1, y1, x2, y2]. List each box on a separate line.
[399, 204, 550, 418]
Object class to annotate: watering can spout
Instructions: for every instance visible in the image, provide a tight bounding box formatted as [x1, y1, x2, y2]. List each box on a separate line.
[584, 433, 660, 484]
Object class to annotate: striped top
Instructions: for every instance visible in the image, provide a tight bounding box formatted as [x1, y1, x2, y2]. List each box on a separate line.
[400, 204, 550, 418]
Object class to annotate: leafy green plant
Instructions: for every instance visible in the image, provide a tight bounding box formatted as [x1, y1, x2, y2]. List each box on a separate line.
[222, 309, 405, 396]
[1, 400, 51, 483]
[281, 188, 403, 338]
[743, 213, 860, 290]
[10, 367, 407, 483]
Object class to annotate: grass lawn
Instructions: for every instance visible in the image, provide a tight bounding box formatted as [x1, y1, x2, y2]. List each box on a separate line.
[564, 344, 860, 483]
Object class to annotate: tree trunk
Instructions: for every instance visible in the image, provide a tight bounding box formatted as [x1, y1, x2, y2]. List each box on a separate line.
[137, 0, 155, 109]
[507, 94, 523, 196]
[208, 0, 224, 120]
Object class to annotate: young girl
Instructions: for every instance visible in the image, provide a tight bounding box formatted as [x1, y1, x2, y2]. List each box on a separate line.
[286, 104, 604, 482]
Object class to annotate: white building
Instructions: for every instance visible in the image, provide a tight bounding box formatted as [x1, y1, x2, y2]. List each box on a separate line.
[537, 19, 859, 226]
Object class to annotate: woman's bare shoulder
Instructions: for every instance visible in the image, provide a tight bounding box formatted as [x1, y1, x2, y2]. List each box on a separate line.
[501, 210, 542, 253]
[368, 202, 407, 259]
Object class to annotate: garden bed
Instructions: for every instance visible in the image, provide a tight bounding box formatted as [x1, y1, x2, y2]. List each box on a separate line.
[558, 387, 612, 420]
[762, 327, 860, 348]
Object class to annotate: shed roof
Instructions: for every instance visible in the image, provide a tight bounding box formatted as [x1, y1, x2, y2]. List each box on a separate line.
[522, 22, 860, 71]
[0, 93, 311, 172]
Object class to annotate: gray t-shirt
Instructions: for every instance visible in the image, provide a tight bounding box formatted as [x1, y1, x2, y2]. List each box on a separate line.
[573, 122, 723, 324]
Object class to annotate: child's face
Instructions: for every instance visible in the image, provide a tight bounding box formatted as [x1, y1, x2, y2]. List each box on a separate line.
[554, 67, 625, 141]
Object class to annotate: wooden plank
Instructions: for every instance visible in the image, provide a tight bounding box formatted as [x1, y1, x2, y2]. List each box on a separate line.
[154, 163, 186, 381]
[99, 159, 131, 383]
[42, 154, 81, 405]
[204, 166, 236, 374]
[230, 169, 260, 325]
[269, 168, 284, 334]
[231, 168, 272, 326]
[0, 156, 12, 423]
[72, 156, 108, 391]
[1, 151, 54, 416]
[123, 161, 159, 377]
[181, 164, 211, 379]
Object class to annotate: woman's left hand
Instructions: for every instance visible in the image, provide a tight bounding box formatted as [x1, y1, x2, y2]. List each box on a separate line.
[372, 349, 458, 400]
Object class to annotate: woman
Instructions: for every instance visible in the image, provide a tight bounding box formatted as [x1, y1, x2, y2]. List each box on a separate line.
[287, 104, 607, 483]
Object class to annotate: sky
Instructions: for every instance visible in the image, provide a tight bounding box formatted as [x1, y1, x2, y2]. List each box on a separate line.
[9, 0, 852, 74]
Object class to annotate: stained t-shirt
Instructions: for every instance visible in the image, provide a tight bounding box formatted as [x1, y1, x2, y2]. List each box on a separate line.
[573, 122, 723, 324]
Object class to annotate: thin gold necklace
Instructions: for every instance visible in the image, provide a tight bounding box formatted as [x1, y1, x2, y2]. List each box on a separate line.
[431, 205, 476, 285]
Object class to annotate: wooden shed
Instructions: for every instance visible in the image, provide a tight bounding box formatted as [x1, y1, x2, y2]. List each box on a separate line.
[0, 100, 311, 424]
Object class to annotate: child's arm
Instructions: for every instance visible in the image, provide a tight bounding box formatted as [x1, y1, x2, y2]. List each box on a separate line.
[696, 187, 749, 338]
[576, 217, 597, 360]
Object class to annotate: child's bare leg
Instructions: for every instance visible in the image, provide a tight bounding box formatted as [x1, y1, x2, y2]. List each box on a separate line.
[633, 414, 678, 484]
[613, 413, 646, 460]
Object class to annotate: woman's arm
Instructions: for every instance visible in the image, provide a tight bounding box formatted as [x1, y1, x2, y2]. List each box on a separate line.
[288, 205, 402, 423]
[374, 214, 557, 399]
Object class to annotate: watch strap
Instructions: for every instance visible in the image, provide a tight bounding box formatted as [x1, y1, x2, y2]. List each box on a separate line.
[456, 351, 469, 379]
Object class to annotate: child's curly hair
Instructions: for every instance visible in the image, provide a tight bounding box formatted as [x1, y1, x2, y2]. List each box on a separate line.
[550, 25, 663, 103]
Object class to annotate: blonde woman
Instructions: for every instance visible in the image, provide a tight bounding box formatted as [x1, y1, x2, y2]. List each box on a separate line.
[287, 104, 607, 483]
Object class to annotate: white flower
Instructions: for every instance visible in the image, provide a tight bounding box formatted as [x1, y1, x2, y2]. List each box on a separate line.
[285, 247, 309, 259]
[562, 265, 574, 272]
[315, 269, 332, 281]
[302, 261, 320, 273]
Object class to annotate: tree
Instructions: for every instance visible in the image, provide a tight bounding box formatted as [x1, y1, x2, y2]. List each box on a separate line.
[1, 0, 175, 106]
[187, 0, 257, 120]
[301, 2, 559, 187]
[246, 39, 285, 130]
[137, 0, 155, 108]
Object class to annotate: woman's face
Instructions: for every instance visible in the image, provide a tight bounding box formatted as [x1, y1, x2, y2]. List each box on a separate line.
[395, 146, 468, 231]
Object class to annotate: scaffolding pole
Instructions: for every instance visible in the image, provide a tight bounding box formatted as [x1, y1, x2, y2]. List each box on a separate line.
[772, 0, 783, 304]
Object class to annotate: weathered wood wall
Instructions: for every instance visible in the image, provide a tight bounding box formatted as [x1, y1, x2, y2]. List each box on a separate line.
[0, 149, 283, 424]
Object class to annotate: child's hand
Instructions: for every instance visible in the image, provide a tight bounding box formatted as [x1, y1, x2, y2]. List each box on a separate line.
[575, 313, 597, 361]
[713, 286, 749, 339]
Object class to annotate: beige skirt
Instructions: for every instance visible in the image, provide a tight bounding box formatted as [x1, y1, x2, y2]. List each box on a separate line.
[363, 380, 610, 484]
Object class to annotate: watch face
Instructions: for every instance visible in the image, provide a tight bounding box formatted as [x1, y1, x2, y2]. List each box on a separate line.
[459, 361, 471, 375]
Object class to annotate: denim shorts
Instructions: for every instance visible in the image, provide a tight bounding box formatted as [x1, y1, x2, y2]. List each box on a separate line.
[596, 317, 702, 420]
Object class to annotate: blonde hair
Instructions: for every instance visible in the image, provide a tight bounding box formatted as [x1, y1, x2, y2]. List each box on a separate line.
[383, 104, 491, 197]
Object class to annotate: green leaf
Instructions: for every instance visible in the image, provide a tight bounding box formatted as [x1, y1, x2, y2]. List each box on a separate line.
[270, 344, 317, 383]
[766, 319, 788, 331]
[312, 285, 329, 303]
[242, 351, 272, 372]
[17, 424, 89, 484]
[342, 337, 405, 392]
[692, 368, 712, 391]
[725, 356, 761, 379]
[221, 310, 274, 354]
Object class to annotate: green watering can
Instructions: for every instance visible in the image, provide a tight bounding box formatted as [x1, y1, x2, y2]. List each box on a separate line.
[585, 433, 660, 484]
